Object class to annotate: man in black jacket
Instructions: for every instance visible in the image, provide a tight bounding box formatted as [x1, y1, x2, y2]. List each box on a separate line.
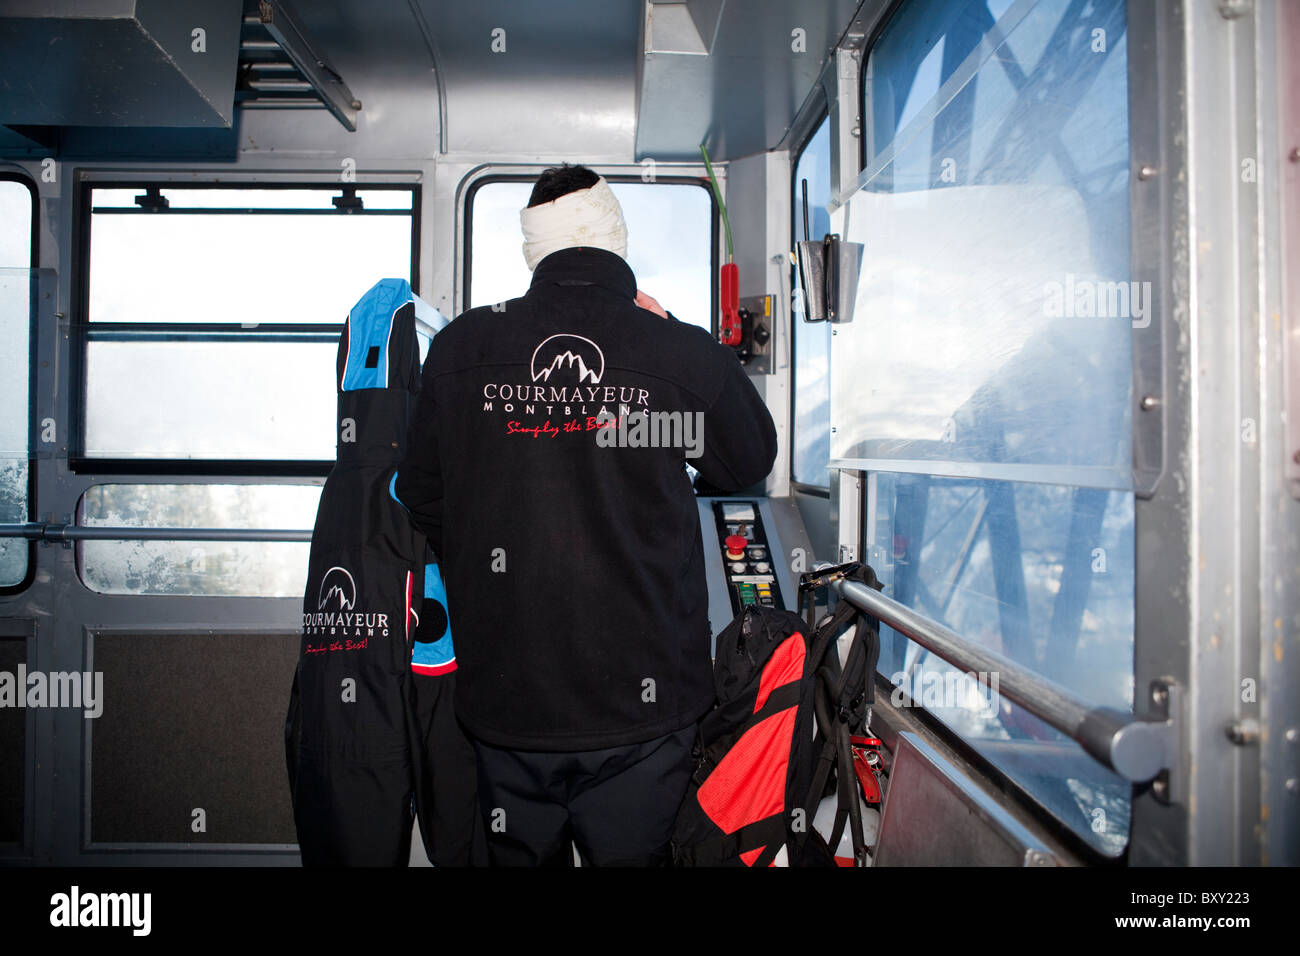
[396, 164, 777, 865]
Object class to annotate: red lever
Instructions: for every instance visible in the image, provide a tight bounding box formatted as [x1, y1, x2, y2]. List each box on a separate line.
[719, 262, 742, 347]
[850, 737, 884, 805]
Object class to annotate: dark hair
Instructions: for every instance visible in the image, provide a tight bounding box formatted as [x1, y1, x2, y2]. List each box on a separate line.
[527, 164, 600, 207]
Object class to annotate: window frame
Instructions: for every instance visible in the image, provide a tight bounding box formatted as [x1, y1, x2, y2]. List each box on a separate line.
[69, 180, 421, 476]
[858, 0, 906, 174]
[461, 171, 719, 336]
[0, 169, 39, 596]
[789, 107, 833, 498]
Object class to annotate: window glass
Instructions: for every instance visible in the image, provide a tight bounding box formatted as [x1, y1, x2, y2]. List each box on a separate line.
[865, 0, 1015, 169]
[792, 116, 832, 488]
[82, 185, 416, 461]
[78, 484, 319, 597]
[468, 180, 714, 331]
[866, 472, 1133, 856]
[84, 340, 337, 460]
[88, 191, 415, 325]
[846, 0, 1134, 855]
[0, 178, 34, 588]
[840, 0, 1133, 474]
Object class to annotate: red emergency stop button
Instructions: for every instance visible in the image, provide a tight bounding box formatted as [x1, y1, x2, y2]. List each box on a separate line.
[725, 535, 748, 560]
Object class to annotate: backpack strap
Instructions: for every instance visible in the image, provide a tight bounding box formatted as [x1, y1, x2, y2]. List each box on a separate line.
[824, 670, 865, 862]
[796, 563, 885, 866]
[794, 601, 863, 860]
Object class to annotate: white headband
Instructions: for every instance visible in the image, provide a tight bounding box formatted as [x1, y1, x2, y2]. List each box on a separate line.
[520, 176, 628, 272]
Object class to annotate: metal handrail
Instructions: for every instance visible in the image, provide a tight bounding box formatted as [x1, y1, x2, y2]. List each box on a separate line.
[0, 522, 311, 543]
[835, 577, 1176, 784]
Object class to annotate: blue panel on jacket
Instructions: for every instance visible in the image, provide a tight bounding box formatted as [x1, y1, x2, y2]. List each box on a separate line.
[341, 278, 412, 392]
[412, 562, 456, 675]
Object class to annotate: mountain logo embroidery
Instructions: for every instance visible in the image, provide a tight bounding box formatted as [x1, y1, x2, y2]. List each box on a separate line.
[529, 334, 605, 384]
[318, 566, 357, 611]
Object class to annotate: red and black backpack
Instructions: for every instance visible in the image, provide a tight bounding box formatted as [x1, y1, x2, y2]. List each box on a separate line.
[673, 563, 884, 867]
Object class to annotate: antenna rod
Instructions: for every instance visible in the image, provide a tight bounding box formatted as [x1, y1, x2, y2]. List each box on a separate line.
[699, 143, 733, 262]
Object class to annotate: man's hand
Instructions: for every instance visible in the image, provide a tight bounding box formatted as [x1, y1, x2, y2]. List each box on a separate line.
[635, 290, 668, 318]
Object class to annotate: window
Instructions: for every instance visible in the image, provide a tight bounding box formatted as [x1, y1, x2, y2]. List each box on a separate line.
[466, 178, 715, 331]
[78, 484, 318, 597]
[792, 114, 832, 489]
[74, 184, 417, 597]
[79, 185, 417, 463]
[0, 175, 36, 590]
[865, 473, 1134, 856]
[844, 0, 1134, 855]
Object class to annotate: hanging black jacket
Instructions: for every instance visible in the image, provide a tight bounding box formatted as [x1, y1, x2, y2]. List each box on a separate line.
[396, 248, 777, 752]
[286, 278, 481, 866]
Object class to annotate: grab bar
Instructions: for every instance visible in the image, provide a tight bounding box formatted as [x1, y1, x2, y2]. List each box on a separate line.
[0, 522, 311, 543]
[835, 577, 1179, 785]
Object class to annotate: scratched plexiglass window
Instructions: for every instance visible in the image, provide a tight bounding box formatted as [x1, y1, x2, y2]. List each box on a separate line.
[865, 472, 1134, 857]
[467, 179, 714, 332]
[839, 0, 1133, 476]
[0, 177, 35, 589]
[853, 0, 1135, 856]
[78, 484, 319, 597]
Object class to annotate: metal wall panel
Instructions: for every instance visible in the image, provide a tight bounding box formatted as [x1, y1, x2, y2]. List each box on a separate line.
[635, 0, 865, 161]
[0, 0, 242, 128]
[1252, 0, 1299, 868]
[415, 0, 640, 158]
[1127, 0, 1297, 866]
[726, 148, 791, 496]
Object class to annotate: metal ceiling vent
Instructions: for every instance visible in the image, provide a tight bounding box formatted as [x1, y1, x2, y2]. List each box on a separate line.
[237, 0, 361, 130]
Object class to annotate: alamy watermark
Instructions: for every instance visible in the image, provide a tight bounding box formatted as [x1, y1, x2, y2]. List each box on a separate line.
[1043, 273, 1152, 328]
[594, 410, 705, 458]
[889, 668, 1001, 718]
[0, 667, 103, 718]
[50, 886, 150, 936]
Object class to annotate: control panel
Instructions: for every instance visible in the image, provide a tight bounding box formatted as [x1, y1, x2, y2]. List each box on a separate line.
[728, 294, 775, 374]
[712, 499, 783, 614]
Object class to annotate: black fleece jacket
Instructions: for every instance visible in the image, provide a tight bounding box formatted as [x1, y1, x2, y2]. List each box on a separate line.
[396, 247, 777, 750]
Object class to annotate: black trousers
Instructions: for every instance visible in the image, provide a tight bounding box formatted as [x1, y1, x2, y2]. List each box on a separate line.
[473, 725, 695, 867]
